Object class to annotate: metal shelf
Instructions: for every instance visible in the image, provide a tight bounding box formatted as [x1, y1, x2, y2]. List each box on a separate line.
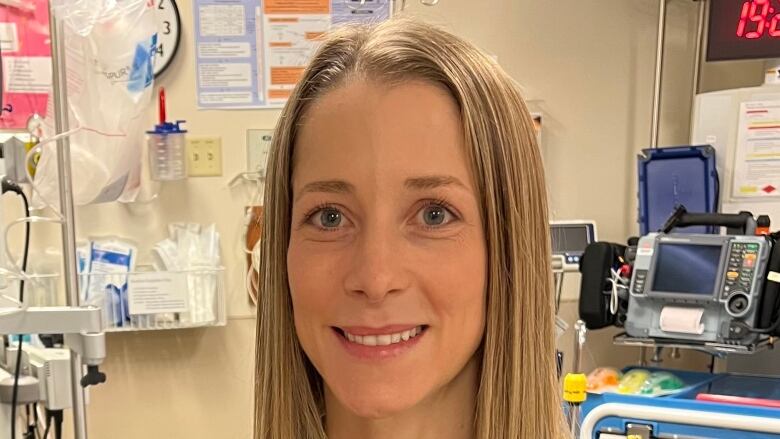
[612, 332, 775, 357]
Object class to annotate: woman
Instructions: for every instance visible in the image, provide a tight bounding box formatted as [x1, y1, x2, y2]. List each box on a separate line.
[255, 18, 564, 439]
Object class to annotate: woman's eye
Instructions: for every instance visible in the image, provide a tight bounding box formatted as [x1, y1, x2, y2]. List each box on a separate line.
[419, 204, 455, 227]
[317, 208, 343, 228]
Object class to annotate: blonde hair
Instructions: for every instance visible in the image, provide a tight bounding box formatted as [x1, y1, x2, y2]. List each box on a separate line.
[255, 18, 564, 439]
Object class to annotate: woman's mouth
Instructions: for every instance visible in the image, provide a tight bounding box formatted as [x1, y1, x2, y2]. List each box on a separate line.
[342, 325, 426, 346]
[332, 325, 429, 359]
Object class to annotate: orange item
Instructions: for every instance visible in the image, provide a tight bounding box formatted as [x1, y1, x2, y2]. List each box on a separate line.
[587, 367, 621, 392]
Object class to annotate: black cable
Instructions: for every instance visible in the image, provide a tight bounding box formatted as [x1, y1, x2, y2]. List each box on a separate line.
[33, 403, 40, 439]
[3, 178, 31, 439]
[53, 410, 62, 439]
[748, 312, 780, 334]
[42, 409, 54, 439]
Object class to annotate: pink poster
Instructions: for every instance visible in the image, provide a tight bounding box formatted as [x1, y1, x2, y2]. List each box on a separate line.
[0, 0, 51, 130]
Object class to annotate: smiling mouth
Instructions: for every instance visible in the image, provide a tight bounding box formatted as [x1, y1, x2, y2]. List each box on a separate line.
[333, 325, 429, 347]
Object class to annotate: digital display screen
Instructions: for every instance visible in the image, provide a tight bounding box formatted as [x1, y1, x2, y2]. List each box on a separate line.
[708, 0, 780, 61]
[551, 225, 590, 254]
[651, 244, 723, 295]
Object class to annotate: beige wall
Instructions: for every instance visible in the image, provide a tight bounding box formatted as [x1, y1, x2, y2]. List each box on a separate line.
[31, 1, 763, 438]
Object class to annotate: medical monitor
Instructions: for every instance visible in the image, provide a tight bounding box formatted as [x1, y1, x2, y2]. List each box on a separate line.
[551, 221, 597, 271]
[650, 243, 724, 297]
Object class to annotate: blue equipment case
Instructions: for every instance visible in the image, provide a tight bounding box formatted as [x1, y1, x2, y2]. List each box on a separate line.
[637, 145, 719, 235]
[580, 367, 780, 438]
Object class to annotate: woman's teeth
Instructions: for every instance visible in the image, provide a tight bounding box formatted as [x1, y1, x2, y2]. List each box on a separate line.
[344, 326, 424, 346]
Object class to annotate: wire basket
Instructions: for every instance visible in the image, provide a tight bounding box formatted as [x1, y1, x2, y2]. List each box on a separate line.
[79, 268, 227, 332]
[0, 267, 227, 331]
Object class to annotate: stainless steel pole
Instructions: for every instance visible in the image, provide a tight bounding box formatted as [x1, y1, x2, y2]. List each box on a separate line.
[568, 320, 587, 438]
[47, 3, 89, 438]
[572, 320, 587, 374]
[650, 0, 669, 148]
[692, 0, 707, 99]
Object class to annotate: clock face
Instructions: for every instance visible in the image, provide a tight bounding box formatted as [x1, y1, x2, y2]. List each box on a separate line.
[152, 0, 182, 77]
[708, 0, 780, 61]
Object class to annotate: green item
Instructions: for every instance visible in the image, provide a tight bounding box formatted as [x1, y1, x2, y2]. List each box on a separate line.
[639, 372, 685, 396]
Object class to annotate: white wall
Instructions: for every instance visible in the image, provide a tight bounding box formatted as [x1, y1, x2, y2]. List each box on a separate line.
[22, 1, 763, 437]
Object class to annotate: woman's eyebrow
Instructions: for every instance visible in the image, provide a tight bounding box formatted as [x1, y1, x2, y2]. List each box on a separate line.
[299, 180, 355, 196]
[405, 175, 468, 191]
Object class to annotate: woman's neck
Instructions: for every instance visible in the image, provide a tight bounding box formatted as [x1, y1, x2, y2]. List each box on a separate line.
[324, 356, 479, 439]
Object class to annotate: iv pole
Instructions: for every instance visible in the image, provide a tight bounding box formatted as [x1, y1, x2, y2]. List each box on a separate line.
[47, 2, 90, 437]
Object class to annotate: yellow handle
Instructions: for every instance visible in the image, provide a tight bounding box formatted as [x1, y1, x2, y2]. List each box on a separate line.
[24, 140, 39, 178]
[563, 373, 587, 404]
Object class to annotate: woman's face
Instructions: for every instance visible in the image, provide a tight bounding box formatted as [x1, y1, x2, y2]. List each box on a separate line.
[288, 80, 487, 418]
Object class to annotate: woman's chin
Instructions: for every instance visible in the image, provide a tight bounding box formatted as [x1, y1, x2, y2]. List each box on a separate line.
[343, 399, 415, 419]
[331, 385, 425, 419]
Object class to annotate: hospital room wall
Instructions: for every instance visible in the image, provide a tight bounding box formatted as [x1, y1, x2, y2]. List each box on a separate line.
[23, 1, 764, 438]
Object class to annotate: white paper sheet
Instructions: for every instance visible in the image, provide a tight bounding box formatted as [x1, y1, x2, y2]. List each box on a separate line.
[732, 100, 780, 198]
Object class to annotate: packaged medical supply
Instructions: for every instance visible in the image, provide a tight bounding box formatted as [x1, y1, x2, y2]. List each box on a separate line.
[639, 372, 685, 396]
[152, 223, 221, 325]
[617, 369, 650, 395]
[76, 242, 90, 304]
[85, 238, 136, 327]
[587, 367, 622, 393]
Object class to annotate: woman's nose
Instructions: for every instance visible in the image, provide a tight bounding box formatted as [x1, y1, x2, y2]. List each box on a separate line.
[342, 225, 411, 302]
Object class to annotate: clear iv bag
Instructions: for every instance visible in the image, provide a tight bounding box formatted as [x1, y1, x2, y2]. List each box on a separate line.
[35, 0, 156, 207]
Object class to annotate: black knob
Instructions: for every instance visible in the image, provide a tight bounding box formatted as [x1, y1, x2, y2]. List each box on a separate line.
[727, 293, 750, 316]
[80, 365, 107, 388]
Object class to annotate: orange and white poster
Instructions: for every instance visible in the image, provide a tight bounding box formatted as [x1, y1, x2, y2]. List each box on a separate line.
[194, 0, 391, 109]
[732, 100, 780, 199]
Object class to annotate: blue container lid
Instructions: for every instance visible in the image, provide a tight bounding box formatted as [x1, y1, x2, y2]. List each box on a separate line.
[147, 120, 187, 135]
[637, 145, 719, 235]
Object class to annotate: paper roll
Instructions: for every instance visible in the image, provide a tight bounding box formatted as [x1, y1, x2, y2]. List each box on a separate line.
[659, 306, 705, 335]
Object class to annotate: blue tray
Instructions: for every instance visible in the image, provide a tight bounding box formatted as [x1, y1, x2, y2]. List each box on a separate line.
[581, 367, 780, 438]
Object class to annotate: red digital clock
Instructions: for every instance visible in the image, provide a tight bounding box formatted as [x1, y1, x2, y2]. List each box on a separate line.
[708, 0, 780, 61]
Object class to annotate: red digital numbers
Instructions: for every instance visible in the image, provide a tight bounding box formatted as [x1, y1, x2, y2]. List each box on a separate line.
[737, 0, 780, 38]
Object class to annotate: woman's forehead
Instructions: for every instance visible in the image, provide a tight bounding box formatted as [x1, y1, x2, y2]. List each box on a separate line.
[291, 80, 473, 195]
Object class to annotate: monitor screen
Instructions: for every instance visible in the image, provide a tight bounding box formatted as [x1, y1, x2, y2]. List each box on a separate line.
[707, 0, 780, 61]
[651, 243, 724, 295]
[551, 225, 590, 254]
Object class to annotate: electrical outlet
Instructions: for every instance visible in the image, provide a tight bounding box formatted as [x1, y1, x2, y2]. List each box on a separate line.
[247, 129, 273, 176]
[187, 137, 222, 177]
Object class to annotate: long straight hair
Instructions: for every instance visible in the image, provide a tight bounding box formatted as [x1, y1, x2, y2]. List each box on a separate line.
[255, 18, 564, 439]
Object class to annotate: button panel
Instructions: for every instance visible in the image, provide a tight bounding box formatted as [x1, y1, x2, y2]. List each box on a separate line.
[722, 242, 758, 300]
[632, 270, 648, 295]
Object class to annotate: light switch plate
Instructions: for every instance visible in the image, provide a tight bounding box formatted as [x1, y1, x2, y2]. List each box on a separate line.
[187, 137, 222, 177]
[247, 129, 273, 175]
